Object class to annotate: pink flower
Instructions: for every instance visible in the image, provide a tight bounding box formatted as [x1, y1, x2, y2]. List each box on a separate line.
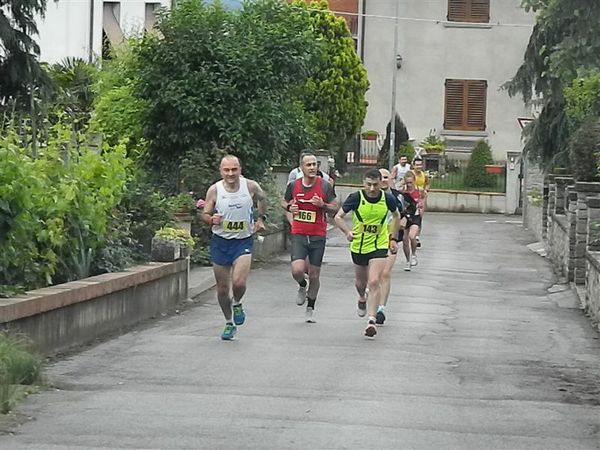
[196, 198, 206, 209]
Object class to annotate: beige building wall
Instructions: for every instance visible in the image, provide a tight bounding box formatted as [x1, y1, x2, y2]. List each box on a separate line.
[362, 0, 535, 161]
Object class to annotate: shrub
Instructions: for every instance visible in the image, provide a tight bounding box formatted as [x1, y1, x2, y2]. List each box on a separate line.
[154, 227, 195, 249]
[464, 140, 495, 188]
[565, 73, 600, 132]
[399, 142, 416, 162]
[568, 116, 600, 182]
[0, 122, 130, 289]
[0, 332, 42, 414]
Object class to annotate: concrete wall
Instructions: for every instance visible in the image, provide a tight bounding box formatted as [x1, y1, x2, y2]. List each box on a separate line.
[362, 0, 534, 161]
[335, 184, 505, 214]
[522, 159, 546, 241]
[0, 260, 188, 355]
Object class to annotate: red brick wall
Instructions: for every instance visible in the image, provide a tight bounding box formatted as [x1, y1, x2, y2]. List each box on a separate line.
[301, 0, 359, 35]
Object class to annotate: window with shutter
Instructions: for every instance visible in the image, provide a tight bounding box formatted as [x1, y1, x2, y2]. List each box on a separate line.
[447, 0, 490, 23]
[444, 79, 487, 131]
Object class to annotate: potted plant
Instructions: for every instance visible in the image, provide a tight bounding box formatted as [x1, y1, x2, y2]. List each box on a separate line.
[361, 129, 379, 141]
[151, 226, 195, 262]
[420, 130, 446, 155]
[169, 193, 196, 232]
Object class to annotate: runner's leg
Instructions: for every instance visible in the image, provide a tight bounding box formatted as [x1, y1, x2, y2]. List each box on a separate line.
[380, 251, 397, 307]
[213, 264, 233, 321]
[354, 264, 368, 300]
[366, 258, 387, 319]
[231, 254, 252, 303]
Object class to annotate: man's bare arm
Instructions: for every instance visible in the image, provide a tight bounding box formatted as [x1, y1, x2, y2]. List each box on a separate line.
[202, 185, 218, 226]
[248, 180, 267, 217]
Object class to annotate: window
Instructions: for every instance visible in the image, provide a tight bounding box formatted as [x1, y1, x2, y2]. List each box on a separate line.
[447, 0, 490, 23]
[444, 79, 487, 131]
[102, 2, 123, 59]
[145, 3, 161, 31]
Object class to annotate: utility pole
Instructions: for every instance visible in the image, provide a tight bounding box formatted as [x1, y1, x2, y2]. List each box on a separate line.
[388, 0, 400, 171]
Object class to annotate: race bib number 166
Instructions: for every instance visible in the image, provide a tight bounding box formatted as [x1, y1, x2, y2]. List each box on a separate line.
[295, 210, 316, 223]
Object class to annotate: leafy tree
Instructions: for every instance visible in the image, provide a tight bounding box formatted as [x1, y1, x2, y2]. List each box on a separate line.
[47, 58, 98, 133]
[292, 0, 369, 154]
[564, 73, 600, 131]
[568, 117, 600, 182]
[0, 0, 52, 105]
[505, 0, 600, 168]
[91, 40, 148, 157]
[464, 140, 495, 188]
[135, 0, 318, 191]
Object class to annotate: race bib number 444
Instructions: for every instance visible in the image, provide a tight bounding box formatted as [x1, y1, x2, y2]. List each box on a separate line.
[294, 210, 316, 223]
[222, 220, 248, 231]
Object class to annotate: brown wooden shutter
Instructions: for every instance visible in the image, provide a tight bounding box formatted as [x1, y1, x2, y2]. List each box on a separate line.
[447, 0, 468, 21]
[470, 0, 490, 23]
[444, 79, 487, 131]
[444, 79, 466, 130]
[447, 0, 489, 23]
[466, 80, 487, 131]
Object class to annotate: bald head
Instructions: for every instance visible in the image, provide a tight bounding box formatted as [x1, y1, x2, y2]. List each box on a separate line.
[220, 155, 241, 185]
[220, 155, 240, 168]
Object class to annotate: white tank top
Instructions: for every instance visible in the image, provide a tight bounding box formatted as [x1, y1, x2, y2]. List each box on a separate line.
[212, 177, 254, 239]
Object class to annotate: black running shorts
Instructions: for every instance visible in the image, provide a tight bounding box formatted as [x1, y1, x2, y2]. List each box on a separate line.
[290, 234, 327, 267]
[351, 249, 389, 266]
[407, 216, 422, 228]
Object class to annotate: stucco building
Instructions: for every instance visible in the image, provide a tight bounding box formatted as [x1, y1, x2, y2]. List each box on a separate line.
[361, 0, 535, 161]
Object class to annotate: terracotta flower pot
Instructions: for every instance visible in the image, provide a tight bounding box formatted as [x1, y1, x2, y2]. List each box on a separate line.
[485, 165, 504, 174]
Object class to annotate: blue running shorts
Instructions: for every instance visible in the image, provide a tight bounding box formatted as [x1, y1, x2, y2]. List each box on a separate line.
[210, 235, 253, 266]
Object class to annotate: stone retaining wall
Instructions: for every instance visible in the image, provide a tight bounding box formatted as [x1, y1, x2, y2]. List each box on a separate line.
[585, 252, 600, 328]
[547, 213, 571, 281]
[0, 260, 188, 355]
[527, 163, 600, 329]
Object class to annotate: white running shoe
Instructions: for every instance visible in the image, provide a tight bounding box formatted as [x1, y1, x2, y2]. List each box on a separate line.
[404, 260, 411, 271]
[296, 276, 308, 306]
[357, 300, 367, 317]
[305, 307, 316, 323]
[411, 255, 418, 267]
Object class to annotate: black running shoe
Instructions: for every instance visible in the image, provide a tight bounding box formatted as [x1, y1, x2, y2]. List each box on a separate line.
[375, 310, 386, 325]
[364, 321, 377, 338]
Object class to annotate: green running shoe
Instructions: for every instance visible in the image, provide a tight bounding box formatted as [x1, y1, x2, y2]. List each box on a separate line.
[221, 323, 237, 340]
[232, 303, 245, 325]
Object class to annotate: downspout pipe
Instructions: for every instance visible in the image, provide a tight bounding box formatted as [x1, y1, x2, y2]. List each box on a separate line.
[88, 0, 94, 63]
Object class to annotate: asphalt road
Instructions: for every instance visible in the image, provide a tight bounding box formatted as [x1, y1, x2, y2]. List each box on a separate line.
[2, 213, 599, 449]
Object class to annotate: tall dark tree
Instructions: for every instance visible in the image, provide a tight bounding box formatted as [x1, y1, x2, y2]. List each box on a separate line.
[505, 0, 600, 168]
[377, 114, 410, 167]
[0, 0, 51, 104]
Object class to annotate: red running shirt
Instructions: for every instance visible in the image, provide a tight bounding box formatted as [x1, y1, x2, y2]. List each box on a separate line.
[290, 178, 327, 237]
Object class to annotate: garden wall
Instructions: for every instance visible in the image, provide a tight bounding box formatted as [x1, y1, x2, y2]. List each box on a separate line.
[547, 213, 572, 281]
[0, 260, 188, 355]
[335, 185, 505, 214]
[542, 176, 600, 330]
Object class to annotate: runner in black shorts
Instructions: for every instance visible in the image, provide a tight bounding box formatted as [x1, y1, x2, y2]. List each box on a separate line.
[282, 153, 338, 322]
[399, 171, 423, 272]
[334, 169, 400, 338]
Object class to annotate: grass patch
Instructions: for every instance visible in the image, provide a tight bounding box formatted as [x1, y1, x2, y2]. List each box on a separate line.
[0, 332, 43, 414]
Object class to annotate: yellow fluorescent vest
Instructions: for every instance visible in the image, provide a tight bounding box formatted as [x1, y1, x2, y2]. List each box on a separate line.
[351, 190, 389, 254]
